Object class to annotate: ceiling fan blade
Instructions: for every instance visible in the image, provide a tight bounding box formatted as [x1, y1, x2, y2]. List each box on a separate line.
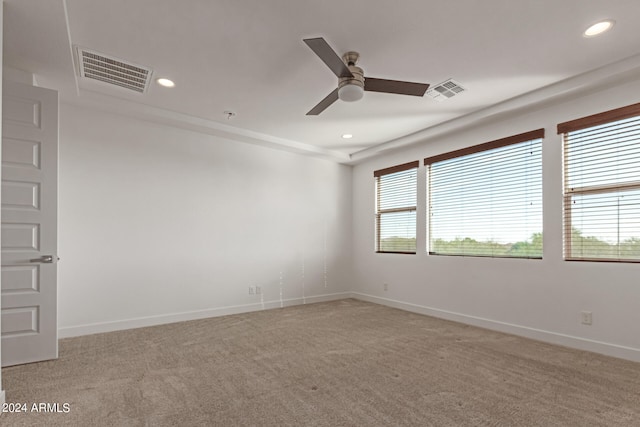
[306, 88, 340, 115]
[364, 77, 429, 96]
[303, 37, 353, 78]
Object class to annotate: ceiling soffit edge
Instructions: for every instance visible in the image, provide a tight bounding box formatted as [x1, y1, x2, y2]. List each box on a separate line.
[63, 91, 351, 163]
[348, 52, 640, 164]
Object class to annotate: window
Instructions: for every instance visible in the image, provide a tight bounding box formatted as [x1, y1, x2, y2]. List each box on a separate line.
[558, 102, 640, 262]
[425, 129, 544, 258]
[374, 161, 418, 253]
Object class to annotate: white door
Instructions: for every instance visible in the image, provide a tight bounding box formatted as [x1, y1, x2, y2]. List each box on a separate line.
[1, 81, 58, 367]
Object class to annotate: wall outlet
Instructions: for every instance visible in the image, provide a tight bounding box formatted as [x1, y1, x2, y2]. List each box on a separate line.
[256, 286, 261, 295]
[248, 286, 255, 295]
[581, 311, 593, 325]
[383, 283, 388, 291]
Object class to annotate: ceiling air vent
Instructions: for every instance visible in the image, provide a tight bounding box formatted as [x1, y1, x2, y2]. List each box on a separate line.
[76, 46, 152, 93]
[426, 79, 465, 102]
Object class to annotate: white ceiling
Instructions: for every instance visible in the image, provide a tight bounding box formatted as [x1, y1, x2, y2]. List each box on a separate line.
[5, 0, 640, 163]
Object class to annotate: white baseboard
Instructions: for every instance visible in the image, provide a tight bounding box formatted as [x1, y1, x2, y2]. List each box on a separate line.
[350, 292, 640, 363]
[58, 292, 351, 338]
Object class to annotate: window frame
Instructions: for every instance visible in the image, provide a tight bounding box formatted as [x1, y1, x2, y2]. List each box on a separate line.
[424, 129, 545, 259]
[374, 161, 419, 254]
[558, 102, 640, 262]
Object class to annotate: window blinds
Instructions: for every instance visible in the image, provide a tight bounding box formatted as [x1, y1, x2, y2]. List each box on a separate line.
[374, 161, 418, 253]
[425, 130, 544, 258]
[558, 103, 640, 262]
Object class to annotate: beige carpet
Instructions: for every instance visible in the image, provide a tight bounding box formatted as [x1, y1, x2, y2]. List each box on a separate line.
[2, 299, 639, 426]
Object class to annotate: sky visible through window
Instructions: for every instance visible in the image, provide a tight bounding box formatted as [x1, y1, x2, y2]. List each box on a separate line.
[565, 116, 640, 258]
[377, 168, 417, 252]
[429, 139, 542, 256]
[375, 115, 640, 260]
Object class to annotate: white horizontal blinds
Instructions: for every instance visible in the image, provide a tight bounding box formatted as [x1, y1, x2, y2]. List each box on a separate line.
[374, 161, 418, 253]
[559, 103, 640, 262]
[425, 130, 544, 258]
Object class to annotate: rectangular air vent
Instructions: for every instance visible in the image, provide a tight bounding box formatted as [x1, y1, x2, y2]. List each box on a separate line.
[76, 47, 152, 93]
[426, 79, 465, 102]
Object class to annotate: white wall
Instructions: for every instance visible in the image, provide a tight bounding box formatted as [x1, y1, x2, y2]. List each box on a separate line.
[351, 76, 640, 362]
[58, 103, 352, 336]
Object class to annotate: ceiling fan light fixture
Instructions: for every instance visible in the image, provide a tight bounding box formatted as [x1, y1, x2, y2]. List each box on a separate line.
[338, 83, 364, 102]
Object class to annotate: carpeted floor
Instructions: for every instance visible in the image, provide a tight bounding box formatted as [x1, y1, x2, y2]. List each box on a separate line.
[1, 299, 639, 426]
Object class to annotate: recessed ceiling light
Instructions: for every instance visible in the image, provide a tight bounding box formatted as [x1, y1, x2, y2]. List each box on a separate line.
[156, 78, 175, 87]
[583, 20, 615, 37]
[342, 134, 353, 139]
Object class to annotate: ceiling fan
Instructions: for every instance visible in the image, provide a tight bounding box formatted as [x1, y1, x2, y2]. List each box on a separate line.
[303, 37, 430, 115]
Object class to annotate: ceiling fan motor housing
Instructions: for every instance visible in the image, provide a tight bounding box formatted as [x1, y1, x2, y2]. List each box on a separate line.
[338, 51, 364, 101]
[339, 65, 364, 88]
[340, 52, 364, 87]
